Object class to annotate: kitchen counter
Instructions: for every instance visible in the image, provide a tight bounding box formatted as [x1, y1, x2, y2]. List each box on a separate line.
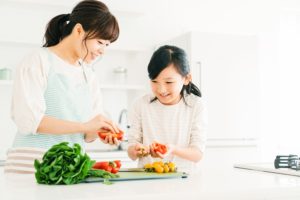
[1, 165, 300, 200]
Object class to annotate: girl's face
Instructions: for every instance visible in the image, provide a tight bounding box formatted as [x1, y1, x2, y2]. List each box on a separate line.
[150, 64, 190, 105]
[81, 38, 110, 64]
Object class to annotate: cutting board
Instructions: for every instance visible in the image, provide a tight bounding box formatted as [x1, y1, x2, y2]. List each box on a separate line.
[84, 171, 188, 183]
[234, 162, 300, 177]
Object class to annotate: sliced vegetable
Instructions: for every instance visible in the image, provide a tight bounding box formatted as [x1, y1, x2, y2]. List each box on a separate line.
[98, 130, 124, 141]
[153, 142, 167, 154]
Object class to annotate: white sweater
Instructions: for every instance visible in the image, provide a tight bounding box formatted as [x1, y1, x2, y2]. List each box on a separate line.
[128, 93, 207, 172]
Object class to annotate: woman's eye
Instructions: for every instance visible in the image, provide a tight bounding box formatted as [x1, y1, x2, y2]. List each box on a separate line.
[166, 82, 173, 84]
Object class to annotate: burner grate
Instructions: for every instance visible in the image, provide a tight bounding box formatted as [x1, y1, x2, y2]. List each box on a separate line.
[274, 155, 300, 170]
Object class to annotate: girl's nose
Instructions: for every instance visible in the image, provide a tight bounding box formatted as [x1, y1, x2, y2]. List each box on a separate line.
[158, 85, 167, 93]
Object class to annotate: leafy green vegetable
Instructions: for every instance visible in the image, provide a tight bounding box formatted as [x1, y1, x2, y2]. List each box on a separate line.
[34, 142, 118, 185]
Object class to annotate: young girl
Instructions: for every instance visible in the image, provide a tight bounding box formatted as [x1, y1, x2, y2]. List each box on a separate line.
[127, 45, 207, 172]
[5, 0, 121, 174]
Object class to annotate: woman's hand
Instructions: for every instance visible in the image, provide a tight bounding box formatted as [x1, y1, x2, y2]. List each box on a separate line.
[83, 115, 120, 145]
[99, 128, 121, 146]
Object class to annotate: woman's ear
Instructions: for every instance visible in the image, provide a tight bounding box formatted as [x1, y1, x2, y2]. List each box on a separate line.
[184, 74, 192, 85]
[73, 23, 85, 38]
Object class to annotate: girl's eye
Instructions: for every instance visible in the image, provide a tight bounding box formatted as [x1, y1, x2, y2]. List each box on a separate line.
[151, 80, 157, 83]
[166, 82, 173, 84]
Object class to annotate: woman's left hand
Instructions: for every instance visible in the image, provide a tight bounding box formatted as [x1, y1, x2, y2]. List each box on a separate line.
[100, 131, 120, 146]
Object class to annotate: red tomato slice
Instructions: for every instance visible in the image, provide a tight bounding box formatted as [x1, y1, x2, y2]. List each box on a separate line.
[98, 130, 124, 141]
[153, 142, 167, 154]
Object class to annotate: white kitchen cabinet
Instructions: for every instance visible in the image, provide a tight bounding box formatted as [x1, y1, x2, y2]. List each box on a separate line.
[166, 31, 260, 143]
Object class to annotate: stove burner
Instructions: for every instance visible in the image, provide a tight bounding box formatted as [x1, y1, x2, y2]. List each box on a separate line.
[274, 155, 300, 170]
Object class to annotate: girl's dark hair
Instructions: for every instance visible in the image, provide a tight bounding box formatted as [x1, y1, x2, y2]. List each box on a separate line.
[148, 45, 201, 103]
[43, 0, 119, 47]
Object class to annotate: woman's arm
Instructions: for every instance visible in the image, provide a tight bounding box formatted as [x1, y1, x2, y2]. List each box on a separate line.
[38, 115, 119, 140]
[37, 116, 85, 134]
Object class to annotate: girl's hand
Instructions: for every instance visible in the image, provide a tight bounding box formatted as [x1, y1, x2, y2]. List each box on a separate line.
[134, 143, 150, 158]
[150, 143, 175, 159]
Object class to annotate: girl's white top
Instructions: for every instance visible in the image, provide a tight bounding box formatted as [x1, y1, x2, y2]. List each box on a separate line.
[128, 93, 207, 172]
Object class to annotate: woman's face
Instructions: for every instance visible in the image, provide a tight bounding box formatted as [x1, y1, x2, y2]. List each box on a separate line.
[81, 38, 110, 64]
[150, 64, 189, 105]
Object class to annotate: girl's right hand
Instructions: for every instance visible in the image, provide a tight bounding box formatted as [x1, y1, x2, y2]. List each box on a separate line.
[134, 143, 150, 158]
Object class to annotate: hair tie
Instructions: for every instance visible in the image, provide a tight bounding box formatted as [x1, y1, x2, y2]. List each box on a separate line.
[65, 13, 71, 24]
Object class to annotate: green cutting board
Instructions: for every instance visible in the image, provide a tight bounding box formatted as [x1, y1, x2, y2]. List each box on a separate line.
[84, 171, 188, 183]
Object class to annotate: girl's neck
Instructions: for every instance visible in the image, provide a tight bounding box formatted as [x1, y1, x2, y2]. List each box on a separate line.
[49, 39, 80, 66]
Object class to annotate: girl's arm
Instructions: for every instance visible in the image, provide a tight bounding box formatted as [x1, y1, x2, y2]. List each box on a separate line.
[171, 145, 203, 162]
[150, 144, 203, 163]
[127, 144, 138, 161]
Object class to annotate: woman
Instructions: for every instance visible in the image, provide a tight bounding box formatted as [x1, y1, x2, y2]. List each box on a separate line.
[5, 0, 121, 174]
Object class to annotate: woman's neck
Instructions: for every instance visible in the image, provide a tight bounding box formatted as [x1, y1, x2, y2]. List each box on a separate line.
[48, 39, 80, 66]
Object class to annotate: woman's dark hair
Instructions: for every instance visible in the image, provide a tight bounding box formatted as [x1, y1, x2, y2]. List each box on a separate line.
[43, 0, 119, 47]
[148, 45, 201, 103]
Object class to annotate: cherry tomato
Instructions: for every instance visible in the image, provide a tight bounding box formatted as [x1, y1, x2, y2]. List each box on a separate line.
[114, 160, 121, 168]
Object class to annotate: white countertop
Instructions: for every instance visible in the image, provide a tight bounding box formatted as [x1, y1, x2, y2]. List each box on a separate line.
[1, 165, 300, 200]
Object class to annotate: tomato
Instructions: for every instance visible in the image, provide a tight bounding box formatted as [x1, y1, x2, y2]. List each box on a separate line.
[153, 142, 167, 154]
[93, 160, 122, 174]
[111, 167, 120, 174]
[106, 165, 112, 173]
[93, 161, 109, 170]
[163, 165, 170, 173]
[98, 130, 124, 141]
[114, 160, 121, 168]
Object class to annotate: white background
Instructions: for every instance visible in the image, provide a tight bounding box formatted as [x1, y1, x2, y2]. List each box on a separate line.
[0, 0, 300, 163]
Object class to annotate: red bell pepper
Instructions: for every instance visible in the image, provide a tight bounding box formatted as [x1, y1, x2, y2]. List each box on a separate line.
[153, 142, 167, 154]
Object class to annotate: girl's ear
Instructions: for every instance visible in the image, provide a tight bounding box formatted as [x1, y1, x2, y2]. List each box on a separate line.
[184, 74, 192, 85]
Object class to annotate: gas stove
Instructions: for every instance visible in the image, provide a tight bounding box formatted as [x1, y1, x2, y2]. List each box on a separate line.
[274, 155, 300, 171]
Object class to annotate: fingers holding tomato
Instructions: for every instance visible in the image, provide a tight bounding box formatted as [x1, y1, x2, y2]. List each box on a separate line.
[98, 130, 124, 145]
